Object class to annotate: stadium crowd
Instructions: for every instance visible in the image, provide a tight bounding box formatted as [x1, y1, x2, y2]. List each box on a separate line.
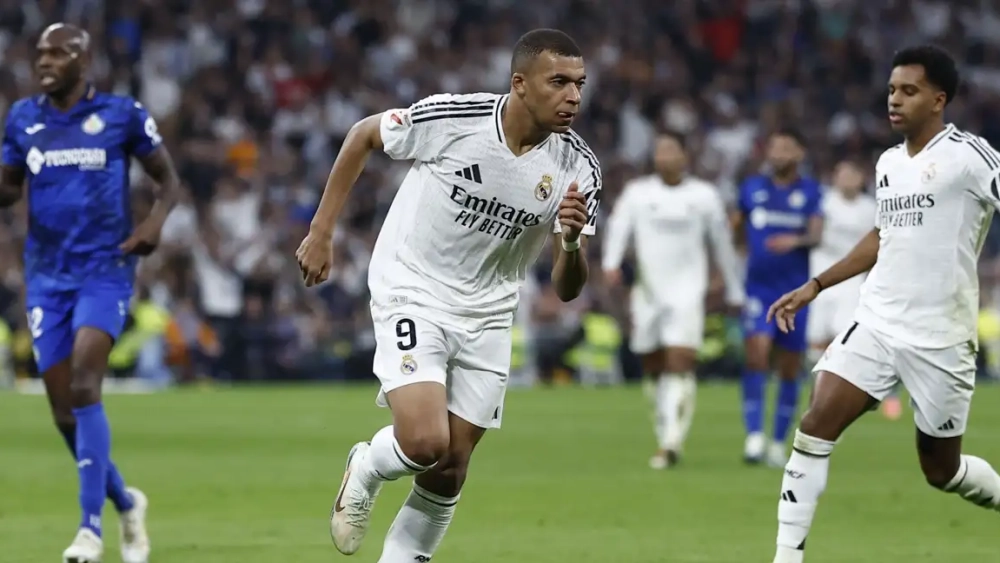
[3, 0, 1000, 385]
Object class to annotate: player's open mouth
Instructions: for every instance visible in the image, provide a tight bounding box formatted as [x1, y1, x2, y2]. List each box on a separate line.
[39, 75, 57, 86]
[557, 112, 574, 120]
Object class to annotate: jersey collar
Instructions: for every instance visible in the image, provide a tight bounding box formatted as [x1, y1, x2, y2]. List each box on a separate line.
[38, 83, 97, 111]
[493, 94, 509, 146]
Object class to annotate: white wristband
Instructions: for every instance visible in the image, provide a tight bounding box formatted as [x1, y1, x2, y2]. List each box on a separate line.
[561, 237, 581, 252]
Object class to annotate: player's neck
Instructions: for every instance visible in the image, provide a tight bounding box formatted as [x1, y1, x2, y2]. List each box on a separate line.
[48, 81, 90, 111]
[658, 172, 684, 187]
[770, 172, 798, 188]
[903, 120, 946, 157]
[501, 98, 550, 156]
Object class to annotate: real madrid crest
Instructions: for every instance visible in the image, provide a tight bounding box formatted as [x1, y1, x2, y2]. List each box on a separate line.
[922, 162, 936, 183]
[788, 190, 805, 209]
[82, 113, 104, 135]
[534, 174, 553, 201]
[400, 354, 418, 375]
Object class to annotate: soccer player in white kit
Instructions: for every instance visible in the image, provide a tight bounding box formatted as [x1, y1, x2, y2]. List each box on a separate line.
[767, 45, 1000, 563]
[295, 29, 601, 562]
[602, 131, 744, 469]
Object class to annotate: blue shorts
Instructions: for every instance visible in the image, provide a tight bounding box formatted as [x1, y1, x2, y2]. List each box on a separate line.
[743, 287, 809, 353]
[26, 281, 132, 373]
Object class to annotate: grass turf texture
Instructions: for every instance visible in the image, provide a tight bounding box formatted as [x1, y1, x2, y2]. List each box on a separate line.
[3, 382, 998, 562]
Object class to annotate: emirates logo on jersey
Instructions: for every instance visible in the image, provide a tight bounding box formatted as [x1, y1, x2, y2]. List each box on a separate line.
[449, 184, 541, 241]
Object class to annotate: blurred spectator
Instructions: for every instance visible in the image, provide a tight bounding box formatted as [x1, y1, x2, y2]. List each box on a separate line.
[3, 0, 1000, 384]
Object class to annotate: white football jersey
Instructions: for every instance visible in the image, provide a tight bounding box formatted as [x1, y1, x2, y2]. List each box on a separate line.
[601, 174, 744, 305]
[811, 189, 878, 276]
[856, 124, 1000, 348]
[368, 92, 602, 327]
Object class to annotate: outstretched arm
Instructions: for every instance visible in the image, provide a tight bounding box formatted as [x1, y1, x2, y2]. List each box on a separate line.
[813, 228, 880, 292]
[310, 114, 384, 237]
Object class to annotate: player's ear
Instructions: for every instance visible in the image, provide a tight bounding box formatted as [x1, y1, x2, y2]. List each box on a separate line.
[511, 73, 526, 96]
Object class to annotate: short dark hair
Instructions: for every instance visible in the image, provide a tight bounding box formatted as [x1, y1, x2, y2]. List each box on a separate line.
[656, 129, 687, 149]
[771, 126, 806, 148]
[510, 29, 582, 75]
[891, 45, 959, 105]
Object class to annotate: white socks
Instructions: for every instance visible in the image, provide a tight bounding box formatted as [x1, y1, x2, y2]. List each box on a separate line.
[655, 373, 696, 452]
[378, 484, 459, 563]
[774, 430, 835, 563]
[358, 426, 434, 495]
[944, 455, 1000, 509]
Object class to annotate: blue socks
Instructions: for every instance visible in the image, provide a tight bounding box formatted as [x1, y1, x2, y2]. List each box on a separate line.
[741, 370, 767, 434]
[773, 378, 801, 443]
[58, 423, 134, 513]
[73, 403, 113, 537]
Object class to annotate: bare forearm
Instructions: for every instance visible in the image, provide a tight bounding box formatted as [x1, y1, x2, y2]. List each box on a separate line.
[815, 228, 879, 290]
[0, 183, 20, 207]
[551, 246, 588, 302]
[311, 118, 380, 234]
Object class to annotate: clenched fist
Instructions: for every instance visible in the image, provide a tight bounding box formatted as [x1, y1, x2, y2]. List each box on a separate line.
[295, 229, 334, 287]
[558, 181, 588, 242]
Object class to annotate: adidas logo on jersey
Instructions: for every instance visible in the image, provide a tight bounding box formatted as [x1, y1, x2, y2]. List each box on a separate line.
[25, 146, 107, 174]
[455, 164, 483, 184]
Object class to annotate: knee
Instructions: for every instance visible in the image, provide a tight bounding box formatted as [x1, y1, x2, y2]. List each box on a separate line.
[418, 448, 473, 498]
[397, 428, 450, 468]
[68, 368, 102, 406]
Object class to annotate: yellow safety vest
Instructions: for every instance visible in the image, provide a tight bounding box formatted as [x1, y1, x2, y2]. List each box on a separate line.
[510, 325, 526, 370]
[569, 313, 621, 372]
[109, 301, 171, 369]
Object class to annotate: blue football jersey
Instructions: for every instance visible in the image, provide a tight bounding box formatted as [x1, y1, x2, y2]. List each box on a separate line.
[2, 87, 162, 290]
[738, 174, 823, 293]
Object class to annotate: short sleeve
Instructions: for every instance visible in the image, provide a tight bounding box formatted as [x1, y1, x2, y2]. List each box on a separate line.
[965, 135, 1000, 212]
[380, 94, 491, 162]
[553, 151, 602, 237]
[804, 183, 823, 217]
[2, 109, 25, 168]
[126, 100, 162, 158]
[736, 179, 751, 214]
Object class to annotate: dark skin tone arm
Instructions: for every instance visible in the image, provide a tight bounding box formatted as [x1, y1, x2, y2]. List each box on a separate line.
[296, 114, 383, 286]
[119, 146, 180, 255]
[766, 227, 880, 332]
[550, 181, 591, 301]
[0, 165, 25, 207]
[550, 233, 588, 302]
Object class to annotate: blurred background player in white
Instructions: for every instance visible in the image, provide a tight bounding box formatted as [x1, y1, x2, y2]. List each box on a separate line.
[295, 29, 601, 562]
[804, 161, 891, 413]
[602, 131, 743, 469]
[768, 45, 1000, 563]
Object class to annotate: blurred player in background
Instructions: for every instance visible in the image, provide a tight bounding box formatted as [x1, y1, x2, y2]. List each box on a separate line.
[804, 161, 893, 413]
[295, 29, 600, 562]
[732, 129, 823, 466]
[602, 131, 743, 469]
[768, 45, 1000, 563]
[0, 23, 178, 563]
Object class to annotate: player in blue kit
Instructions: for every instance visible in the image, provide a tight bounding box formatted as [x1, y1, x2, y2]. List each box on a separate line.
[0, 24, 179, 563]
[731, 129, 823, 467]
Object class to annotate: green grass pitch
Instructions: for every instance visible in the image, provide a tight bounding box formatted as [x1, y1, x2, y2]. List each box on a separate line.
[3, 382, 999, 562]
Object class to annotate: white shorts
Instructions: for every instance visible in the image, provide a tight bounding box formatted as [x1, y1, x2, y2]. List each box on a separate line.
[629, 288, 704, 354]
[814, 322, 977, 438]
[807, 282, 862, 346]
[371, 305, 510, 429]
